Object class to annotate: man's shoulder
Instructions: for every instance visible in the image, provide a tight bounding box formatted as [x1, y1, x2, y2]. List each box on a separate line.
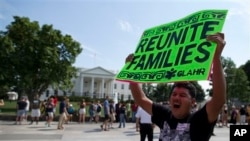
[189, 105, 209, 123]
[152, 103, 171, 119]
[153, 102, 170, 111]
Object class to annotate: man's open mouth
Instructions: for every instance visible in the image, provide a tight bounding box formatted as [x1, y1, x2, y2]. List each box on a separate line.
[173, 104, 180, 108]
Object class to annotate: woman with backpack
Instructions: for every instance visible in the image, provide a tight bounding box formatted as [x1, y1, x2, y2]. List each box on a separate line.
[88, 101, 95, 122]
[67, 104, 75, 122]
[95, 100, 102, 123]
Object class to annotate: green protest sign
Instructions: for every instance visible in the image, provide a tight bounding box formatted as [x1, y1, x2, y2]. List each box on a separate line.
[116, 9, 228, 83]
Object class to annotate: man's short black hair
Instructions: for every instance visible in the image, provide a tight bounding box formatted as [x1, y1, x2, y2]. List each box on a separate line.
[171, 82, 196, 98]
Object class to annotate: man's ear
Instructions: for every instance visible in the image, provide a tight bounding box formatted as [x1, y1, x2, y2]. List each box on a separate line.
[191, 98, 196, 106]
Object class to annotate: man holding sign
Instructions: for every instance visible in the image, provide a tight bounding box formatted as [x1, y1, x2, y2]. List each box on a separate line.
[125, 32, 226, 141]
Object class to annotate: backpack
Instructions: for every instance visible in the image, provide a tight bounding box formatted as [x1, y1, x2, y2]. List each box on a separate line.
[68, 107, 74, 114]
[97, 105, 102, 113]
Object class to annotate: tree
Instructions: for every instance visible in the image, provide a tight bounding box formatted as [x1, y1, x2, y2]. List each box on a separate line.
[240, 60, 250, 87]
[145, 81, 205, 102]
[0, 16, 82, 99]
[219, 57, 236, 104]
[153, 83, 172, 102]
[231, 68, 249, 102]
[222, 58, 250, 103]
[190, 81, 205, 102]
[207, 56, 236, 97]
[142, 83, 155, 100]
[209, 57, 250, 104]
[239, 60, 250, 102]
[0, 30, 16, 98]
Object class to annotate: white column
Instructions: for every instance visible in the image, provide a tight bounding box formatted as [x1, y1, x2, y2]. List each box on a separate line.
[101, 78, 104, 98]
[80, 74, 83, 96]
[91, 77, 94, 98]
[82, 77, 84, 96]
[110, 79, 114, 97]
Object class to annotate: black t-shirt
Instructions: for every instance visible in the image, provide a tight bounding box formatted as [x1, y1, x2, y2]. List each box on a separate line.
[17, 101, 27, 110]
[59, 101, 66, 114]
[46, 102, 54, 112]
[31, 99, 40, 109]
[240, 108, 246, 115]
[119, 106, 126, 114]
[152, 103, 216, 141]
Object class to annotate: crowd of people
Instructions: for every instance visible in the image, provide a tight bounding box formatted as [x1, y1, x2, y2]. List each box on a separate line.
[14, 95, 55, 126]
[4, 92, 250, 140]
[9, 93, 250, 126]
[10, 94, 143, 131]
[216, 104, 250, 127]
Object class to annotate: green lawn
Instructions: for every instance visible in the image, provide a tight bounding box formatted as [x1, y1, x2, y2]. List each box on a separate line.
[0, 101, 99, 117]
[0, 100, 17, 114]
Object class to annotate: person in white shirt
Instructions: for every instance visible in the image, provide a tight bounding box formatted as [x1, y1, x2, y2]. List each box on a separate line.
[136, 106, 154, 141]
[24, 96, 30, 121]
[29, 95, 41, 125]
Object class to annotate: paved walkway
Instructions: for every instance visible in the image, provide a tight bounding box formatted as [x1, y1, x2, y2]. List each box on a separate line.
[0, 120, 229, 141]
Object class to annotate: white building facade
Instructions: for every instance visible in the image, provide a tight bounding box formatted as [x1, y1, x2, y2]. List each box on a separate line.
[41, 66, 134, 101]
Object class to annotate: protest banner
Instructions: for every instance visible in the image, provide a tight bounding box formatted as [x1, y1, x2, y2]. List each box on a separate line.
[116, 9, 228, 83]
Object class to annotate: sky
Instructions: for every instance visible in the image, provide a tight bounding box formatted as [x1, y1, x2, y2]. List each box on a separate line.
[0, 0, 249, 91]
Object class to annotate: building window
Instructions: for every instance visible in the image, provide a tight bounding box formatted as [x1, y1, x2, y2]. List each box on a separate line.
[121, 84, 124, 89]
[128, 95, 131, 100]
[46, 90, 49, 97]
[104, 83, 106, 88]
[54, 90, 58, 95]
[114, 84, 117, 89]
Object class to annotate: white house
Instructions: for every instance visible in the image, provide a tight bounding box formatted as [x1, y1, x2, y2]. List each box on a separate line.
[40, 66, 134, 101]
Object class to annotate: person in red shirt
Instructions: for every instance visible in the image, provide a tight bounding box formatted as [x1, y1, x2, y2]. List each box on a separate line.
[50, 95, 58, 115]
[131, 101, 138, 123]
